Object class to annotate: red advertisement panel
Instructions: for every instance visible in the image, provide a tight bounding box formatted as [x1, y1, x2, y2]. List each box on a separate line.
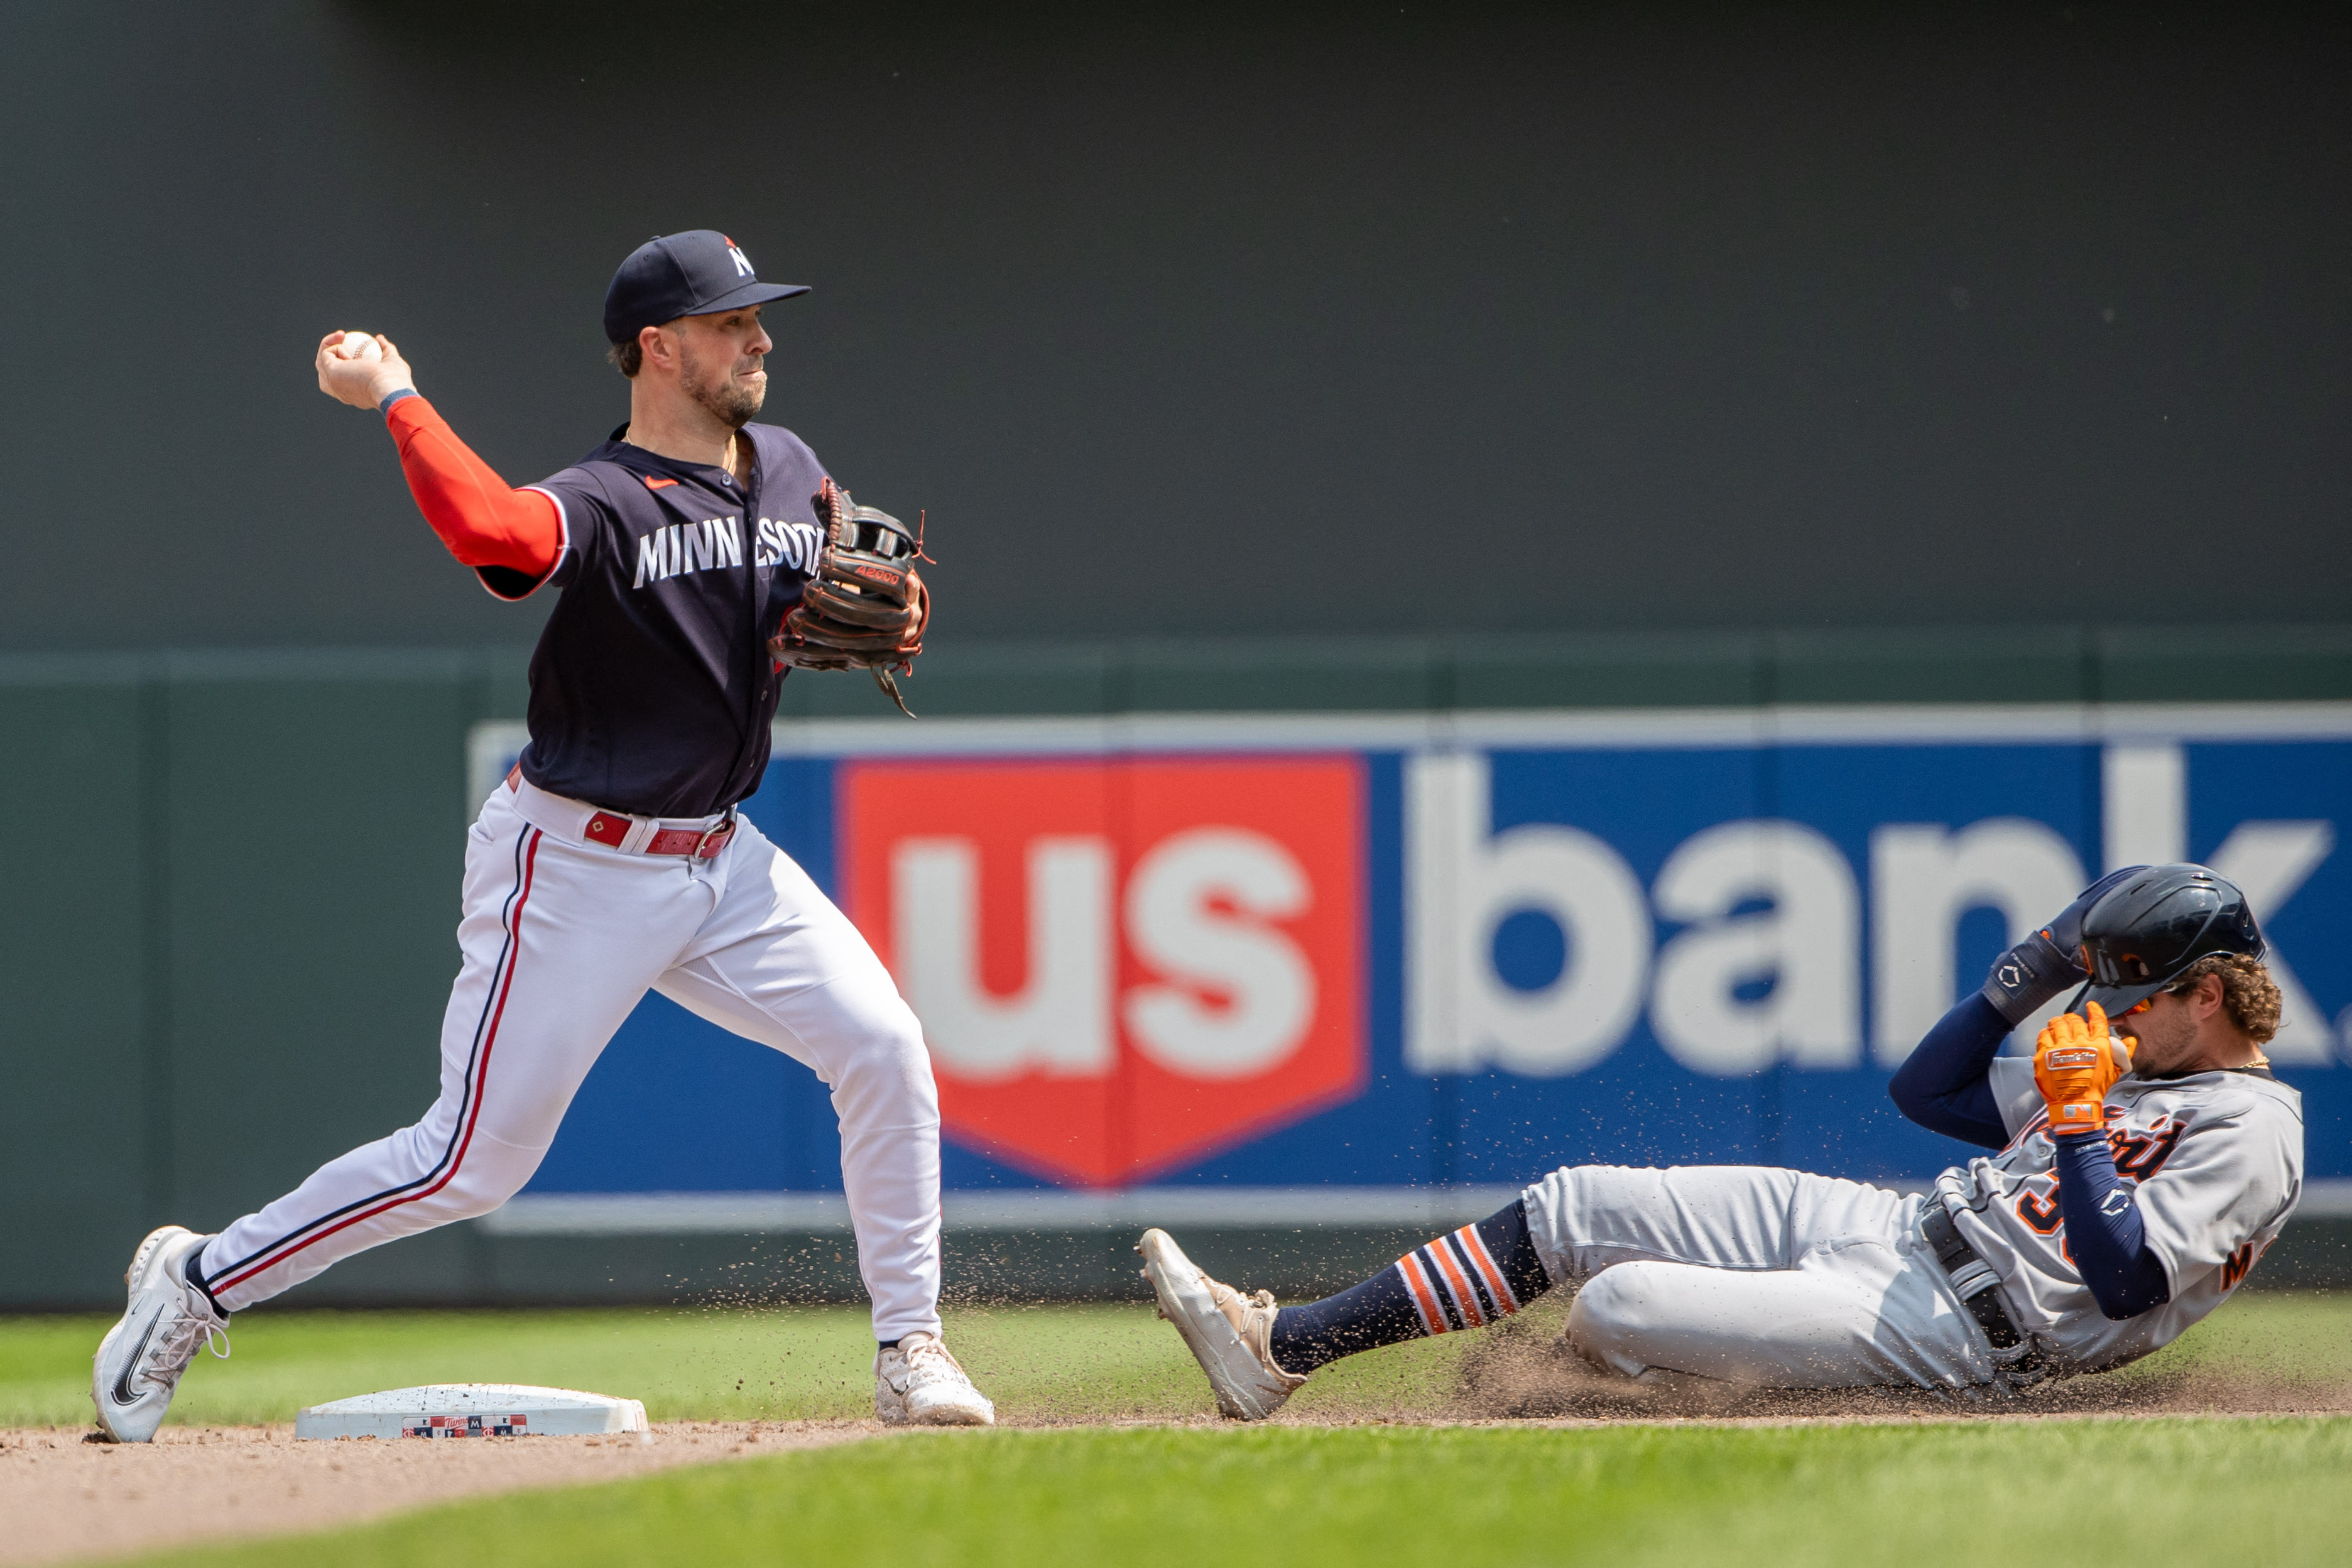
[841, 756, 1365, 1186]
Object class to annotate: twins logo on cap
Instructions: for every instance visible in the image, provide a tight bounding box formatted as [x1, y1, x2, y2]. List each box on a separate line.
[602, 229, 808, 344]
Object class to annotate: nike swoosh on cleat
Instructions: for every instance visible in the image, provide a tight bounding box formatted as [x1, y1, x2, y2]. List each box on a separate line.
[110, 1313, 160, 1406]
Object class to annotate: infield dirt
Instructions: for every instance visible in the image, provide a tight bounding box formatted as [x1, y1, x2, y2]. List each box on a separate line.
[12, 1293, 2351, 1565]
[0, 1420, 875, 1568]
[1440, 1311, 2352, 1423]
[14, 1368, 2352, 1567]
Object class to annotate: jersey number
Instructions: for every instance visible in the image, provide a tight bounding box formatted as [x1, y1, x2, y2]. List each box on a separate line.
[2016, 1189, 2063, 1234]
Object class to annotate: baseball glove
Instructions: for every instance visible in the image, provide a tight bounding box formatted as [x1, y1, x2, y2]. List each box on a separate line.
[770, 477, 930, 717]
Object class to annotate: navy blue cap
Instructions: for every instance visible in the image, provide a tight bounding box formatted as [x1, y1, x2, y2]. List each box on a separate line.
[602, 231, 808, 344]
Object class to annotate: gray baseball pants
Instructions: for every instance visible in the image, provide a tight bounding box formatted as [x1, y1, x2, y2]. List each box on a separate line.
[1522, 1165, 2006, 1391]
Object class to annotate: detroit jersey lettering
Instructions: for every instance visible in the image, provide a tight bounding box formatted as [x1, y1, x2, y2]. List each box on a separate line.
[1941, 1059, 2304, 1373]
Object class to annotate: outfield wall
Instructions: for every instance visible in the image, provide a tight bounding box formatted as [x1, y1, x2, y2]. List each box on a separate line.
[6, 630, 2351, 1307]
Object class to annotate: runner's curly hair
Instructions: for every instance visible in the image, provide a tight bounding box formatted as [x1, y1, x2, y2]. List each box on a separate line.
[2165, 954, 2282, 1044]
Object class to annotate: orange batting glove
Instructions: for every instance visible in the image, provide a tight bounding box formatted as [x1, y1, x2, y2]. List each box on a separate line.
[2034, 1001, 2133, 1136]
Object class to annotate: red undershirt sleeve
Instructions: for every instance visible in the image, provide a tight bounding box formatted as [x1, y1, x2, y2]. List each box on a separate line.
[383, 396, 562, 580]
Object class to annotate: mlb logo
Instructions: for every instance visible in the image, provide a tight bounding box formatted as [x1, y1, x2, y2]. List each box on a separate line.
[841, 756, 1366, 1185]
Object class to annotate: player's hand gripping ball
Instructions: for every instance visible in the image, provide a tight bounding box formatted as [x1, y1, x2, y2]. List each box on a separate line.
[2034, 1002, 2134, 1136]
[314, 329, 415, 411]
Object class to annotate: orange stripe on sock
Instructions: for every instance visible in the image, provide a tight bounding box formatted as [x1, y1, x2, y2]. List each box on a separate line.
[1457, 1225, 1518, 1315]
[1430, 1240, 1486, 1327]
[1395, 1256, 1446, 1336]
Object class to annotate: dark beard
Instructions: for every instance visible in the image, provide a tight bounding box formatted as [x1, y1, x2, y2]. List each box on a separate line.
[680, 346, 765, 429]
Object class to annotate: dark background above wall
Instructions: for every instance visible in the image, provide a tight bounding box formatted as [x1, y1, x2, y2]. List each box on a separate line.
[3, 1, 2346, 650]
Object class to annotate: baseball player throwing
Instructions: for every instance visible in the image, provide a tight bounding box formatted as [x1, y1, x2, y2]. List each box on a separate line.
[92, 230, 990, 1440]
[1142, 863, 2304, 1412]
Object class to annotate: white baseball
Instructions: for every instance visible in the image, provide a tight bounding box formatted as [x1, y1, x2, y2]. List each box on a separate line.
[337, 331, 382, 361]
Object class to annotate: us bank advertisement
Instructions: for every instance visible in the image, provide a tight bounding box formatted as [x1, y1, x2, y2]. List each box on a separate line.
[468, 704, 2352, 1206]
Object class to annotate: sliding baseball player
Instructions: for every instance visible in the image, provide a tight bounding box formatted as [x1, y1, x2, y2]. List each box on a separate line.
[1143, 863, 2305, 1411]
[92, 230, 988, 1440]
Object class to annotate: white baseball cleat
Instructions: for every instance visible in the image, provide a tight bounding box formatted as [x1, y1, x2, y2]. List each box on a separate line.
[874, 1331, 996, 1426]
[1137, 1228, 1306, 1420]
[90, 1226, 231, 1443]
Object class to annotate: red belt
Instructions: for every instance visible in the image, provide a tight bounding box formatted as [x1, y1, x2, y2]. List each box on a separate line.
[506, 765, 738, 859]
[584, 812, 737, 858]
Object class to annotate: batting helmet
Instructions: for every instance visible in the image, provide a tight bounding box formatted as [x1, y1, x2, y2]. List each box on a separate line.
[2072, 863, 2265, 1017]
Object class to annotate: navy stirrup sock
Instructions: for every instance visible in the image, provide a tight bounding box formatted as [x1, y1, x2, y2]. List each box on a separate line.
[1268, 1199, 1551, 1375]
[183, 1241, 224, 1315]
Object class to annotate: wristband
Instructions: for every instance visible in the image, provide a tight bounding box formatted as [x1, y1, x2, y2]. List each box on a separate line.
[2046, 1099, 2108, 1135]
[379, 388, 420, 414]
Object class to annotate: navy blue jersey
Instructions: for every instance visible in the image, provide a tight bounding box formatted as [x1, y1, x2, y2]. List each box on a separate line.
[504, 423, 828, 817]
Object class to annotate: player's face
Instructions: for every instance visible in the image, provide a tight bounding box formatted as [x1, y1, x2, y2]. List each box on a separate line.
[2116, 989, 2196, 1073]
[674, 305, 773, 429]
[2113, 972, 2230, 1075]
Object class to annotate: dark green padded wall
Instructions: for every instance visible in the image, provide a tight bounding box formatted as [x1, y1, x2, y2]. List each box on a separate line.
[1, 653, 499, 1307]
[0, 665, 150, 1302]
[158, 657, 481, 1256]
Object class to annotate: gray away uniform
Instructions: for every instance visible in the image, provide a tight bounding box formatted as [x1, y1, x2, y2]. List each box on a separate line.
[1520, 1067, 2303, 1392]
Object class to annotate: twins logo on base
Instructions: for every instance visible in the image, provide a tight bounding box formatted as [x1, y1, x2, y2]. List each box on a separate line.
[404, 1413, 529, 1439]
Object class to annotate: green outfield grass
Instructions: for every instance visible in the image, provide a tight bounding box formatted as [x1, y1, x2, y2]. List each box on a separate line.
[115, 1417, 2352, 1568]
[8, 1290, 2351, 1430]
[0, 1298, 1472, 1429]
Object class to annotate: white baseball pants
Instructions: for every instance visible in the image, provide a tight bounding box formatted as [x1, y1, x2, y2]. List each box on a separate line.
[196, 778, 944, 1341]
[1522, 1165, 2003, 1391]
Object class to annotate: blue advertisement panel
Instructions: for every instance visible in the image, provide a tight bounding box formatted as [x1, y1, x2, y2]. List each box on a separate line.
[469, 705, 2351, 1201]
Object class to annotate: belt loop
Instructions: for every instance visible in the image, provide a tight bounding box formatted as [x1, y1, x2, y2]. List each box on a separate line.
[618, 817, 659, 854]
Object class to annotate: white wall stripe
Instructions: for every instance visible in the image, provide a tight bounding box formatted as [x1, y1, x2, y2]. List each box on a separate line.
[760, 702, 2352, 760]
[467, 702, 2352, 804]
[476, 1180, 2352, 1235]
[479, 1184, 1532, 1236]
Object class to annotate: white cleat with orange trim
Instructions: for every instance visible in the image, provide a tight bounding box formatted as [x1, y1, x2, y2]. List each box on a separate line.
[1138, 1228, 1306, 1420]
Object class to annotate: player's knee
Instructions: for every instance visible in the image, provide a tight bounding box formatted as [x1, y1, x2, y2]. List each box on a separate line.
[864, 1018, 939, 1119]
[826, 982, 937, 1102]
[435, 1146, 540, 1221]
[849, 996, 927, 1072]
[1564, 1265, 1660, 1380]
